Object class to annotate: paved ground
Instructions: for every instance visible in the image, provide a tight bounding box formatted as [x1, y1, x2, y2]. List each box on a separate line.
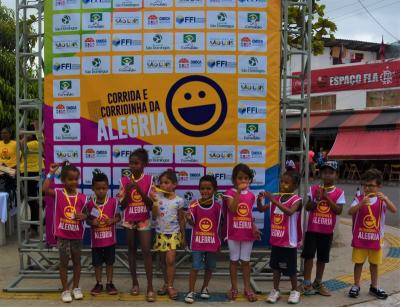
[0, 217, 399, 307]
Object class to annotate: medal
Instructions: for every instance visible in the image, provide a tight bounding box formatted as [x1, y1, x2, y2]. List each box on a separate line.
[63, 189, 78, 220]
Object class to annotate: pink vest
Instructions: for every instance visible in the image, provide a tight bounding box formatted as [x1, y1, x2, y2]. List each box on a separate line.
[87, 198, 118, 248]
[223, 189, 256, 241]
[307, 185, 344, 234]
[352, 195, 384, 250]
[190, 200, 222, 252]
[120, 174, 152, 222]
[53, 189, 86, 240]
[269, 194, 302, 248]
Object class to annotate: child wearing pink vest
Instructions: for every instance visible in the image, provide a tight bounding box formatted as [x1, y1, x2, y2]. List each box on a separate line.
[43, 163, 87, 303]
[87, 172, 120, 296]
[348, 169, 397, 300]
[184, 175, 222, 304]
[300, 161, 345, 296]
[118, 148, 155, 302]
[223, 164, 260, 303]
[257, 171, 302, 304]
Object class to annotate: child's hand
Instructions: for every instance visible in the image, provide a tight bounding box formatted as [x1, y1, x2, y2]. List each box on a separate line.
[264, 191, 274, 200]
[126, 181, 138, 193]
[185, 211, 192, 221]
[361, 196, 370, 206]
[237, 183, 248, 192]
[74, 212, 86, 221]
[316, 187, 323, 201]
[149, 189, 158, 202]
[253, 227, 262, 240]
[92, 218, 99, 226]
[105, 218, 114, 226]
[377, 192, 388, 202]
[257, 192, 266, 200]
[49, 163, 59, 174]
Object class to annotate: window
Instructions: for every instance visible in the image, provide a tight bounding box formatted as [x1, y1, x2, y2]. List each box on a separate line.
[367, 90, 400, 108]
[351, 53, 364, 63]
[310, 95, 336, 111]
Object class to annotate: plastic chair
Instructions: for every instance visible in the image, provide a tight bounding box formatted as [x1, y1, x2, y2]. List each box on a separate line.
[389, 164, 400, 181]
[348, 163, 361, 180]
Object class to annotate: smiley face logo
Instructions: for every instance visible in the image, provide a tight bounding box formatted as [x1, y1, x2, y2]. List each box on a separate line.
[273, 214, 283, 225]
[237, 203, 249, 217]
[363, 215, 377, 229]
[199, 218, 213, 232]
[64, 206, 76, 220]
[131, 190, 143, 203]
[317, 200, 330, 214]
[166, 75, 227, 137]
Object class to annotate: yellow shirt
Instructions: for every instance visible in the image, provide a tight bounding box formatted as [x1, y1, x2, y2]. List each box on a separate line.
[20, 140, 44, 173]
[0, 140, 17, 168]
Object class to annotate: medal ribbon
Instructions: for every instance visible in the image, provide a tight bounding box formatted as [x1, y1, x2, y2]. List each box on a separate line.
[63, 188, 78, 215]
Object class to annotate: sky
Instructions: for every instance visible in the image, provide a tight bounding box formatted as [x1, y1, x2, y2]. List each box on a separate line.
[2, 0, 399, 44]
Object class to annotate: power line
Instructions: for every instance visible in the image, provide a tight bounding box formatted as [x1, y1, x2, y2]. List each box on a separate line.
[332, 0, 399, 22]
[328, 0, 386, 14]
[356, 0, 400, 41]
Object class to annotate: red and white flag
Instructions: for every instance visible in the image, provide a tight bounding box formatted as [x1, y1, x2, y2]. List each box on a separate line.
[379, 36, 385, 62]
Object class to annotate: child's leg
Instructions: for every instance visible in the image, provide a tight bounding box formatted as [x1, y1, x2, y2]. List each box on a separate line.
[202, 252, 216, 290]
[58, 242, 70, 291]
[303, 258, 313, 282]
[125, 228, 139, 287]
[290, 274, 298, 291]
[160, 252, 167, 286]
[273, 269, 281, 290]
[138, 229, 154, 292]
[95, 266, 102, 284]
[315, 261, 326, 283]
[229, 261, 239, 290]
[301, 232, 317, 284]
[227, 240, 240, 290]
[106, 265, 113, 284]
[202, 270, 212, 289]
[370, 264, 378, 288]
[70, 241, 82, 289]
[105, 245, 115, 284]
[239, 240, 254, 292]
[354, 263, 364, 287]
[189, 269, 198, 293]
[165, 249, 177, 287]
[241, 261, 251, 292]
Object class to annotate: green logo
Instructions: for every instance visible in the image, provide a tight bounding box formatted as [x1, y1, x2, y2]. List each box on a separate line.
[183, 34, 196, 43]
[92, 57, 101, 67]
[121, 56, 134, 66]
[183, 146, 196, 156]
[90, 13, 102, 22]
[246, 124, 259, 134]
[247, 13, 260, 22]
[153, 146, 162, 155]
[60, 80, 72, 90]
[217, 12, 227, 22]
[248, 57, 258, 66]
[153, 34, 162, 43]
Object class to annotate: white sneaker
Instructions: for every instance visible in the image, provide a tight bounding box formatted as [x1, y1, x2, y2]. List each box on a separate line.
[266, 289, 280, 303]
[185, 292, 195, 304]
[61, 290, 72, 303]
[200, 287, 210, 299]
[72, 287, 83, 300]
[288, 290, 300, 304]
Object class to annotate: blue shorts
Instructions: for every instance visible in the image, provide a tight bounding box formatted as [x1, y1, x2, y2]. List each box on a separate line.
[192, 251, 217, 272]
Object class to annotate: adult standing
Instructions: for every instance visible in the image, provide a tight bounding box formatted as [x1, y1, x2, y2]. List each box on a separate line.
[0, 128, 17, 199]
[308, 148, 316, 179]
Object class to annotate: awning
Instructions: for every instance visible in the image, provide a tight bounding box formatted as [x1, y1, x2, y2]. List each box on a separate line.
[328, 129, 400, 160]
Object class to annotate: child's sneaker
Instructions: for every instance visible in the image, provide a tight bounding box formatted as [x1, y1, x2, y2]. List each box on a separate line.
[106, 283, 118, 295]
[72, 287, 83, 300]
[348, 285, 360, 298]
[90, 283, 103, 296]
[288, 290, 300, 304]
[200, 287, 210, 299]
[266, 289, 280, 303]
[185, 292, 196, 304]
[313, 282, 331, 296]
[369, 286, 388, 299]
[298, 283, 316, 295]
[61, 290, 72, 303]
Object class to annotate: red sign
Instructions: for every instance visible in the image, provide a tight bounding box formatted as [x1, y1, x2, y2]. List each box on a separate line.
[291, 60, 400, 95]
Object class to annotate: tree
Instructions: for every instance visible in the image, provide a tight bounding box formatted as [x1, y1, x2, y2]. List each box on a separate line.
[0, 4, 37, 132]
[288, 0, 337, 55]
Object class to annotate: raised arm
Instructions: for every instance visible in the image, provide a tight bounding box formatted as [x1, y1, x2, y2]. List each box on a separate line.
[42, 163, 58, 197]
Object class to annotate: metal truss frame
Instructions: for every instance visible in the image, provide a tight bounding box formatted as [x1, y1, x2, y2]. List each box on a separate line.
[5, 0, 311, 293]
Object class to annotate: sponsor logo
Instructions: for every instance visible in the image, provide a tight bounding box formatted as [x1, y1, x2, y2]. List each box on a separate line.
[176, 167, 204, 185]
[207, 11, 236, 29]
[82, 34, 110, 52]
[207, 0, 235, 7]
[82, 12, 111, 30]
[144, 32, 173, 50]
[175, 32, 204, 50]
[207, 56, 236, 73]
[112, 34, 141, 51]
[238, 78, 267, 97]
[175, 145, 204, 163]
[53, 13, 80, 32]
[238, 0, 267, 7]
[144, 55, 173, 73]
[54, 123, 81, 141]
[112, 12, 141, 30]
[113, 0, 142, 8]
[238, 55, 267, 74]
[238, 100, 266, 119]
[112, 145, 141, 163]
[250, 168, 265, 185]
[207, 32, 235, 51]
[53, 101, 80, 119]
[144, 145, 173, 163]
[83, 145, 111, 163]
[83, 167, 111, 185]
[54, 145, 81, 163]
[238, 146, 265, 163]
[175, 55, 204, 73]
[52, 57, 80, 75]
[175, 0, 203, 6]
[206, 145, 235, 164]
[53, 79, 80, 97]
[238, 33, 267, 51]
[82, 56, 110, 75]
[175, 11, 205, 29]
[82, 0, 111, 9]
[112, 55, 141, 74]
[53, 35, 80, 53]
[239, 11, 267, 30]
[144, 0, 172, 7]
[206, 167, 232, 185]
[144, 12, 172, 29]
[238, 123, 266, 141]
[53, 0, 79, 10]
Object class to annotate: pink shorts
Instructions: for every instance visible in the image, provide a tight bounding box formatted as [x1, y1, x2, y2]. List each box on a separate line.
[122, 219, 151, 231]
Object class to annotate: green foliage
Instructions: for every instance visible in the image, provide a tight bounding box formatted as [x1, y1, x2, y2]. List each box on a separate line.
[287, 0, 337, 55]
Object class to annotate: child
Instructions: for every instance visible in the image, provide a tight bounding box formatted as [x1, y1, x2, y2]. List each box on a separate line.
[300, 161, 345, 296]
[348, 169, 397, 299]
[184, 175, 222, 304]
[151, 170, 185, 300]
[223, 163, 260, 302]
[257, 171, 302, 304]
[42, 163, 87, 303]
[119, 148, 155, 301]
[87, 172, 120, 296]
